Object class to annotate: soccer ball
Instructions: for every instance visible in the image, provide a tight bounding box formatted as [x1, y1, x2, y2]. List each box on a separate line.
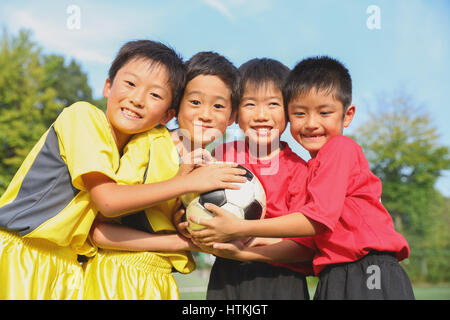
[181, 165, 266, 233]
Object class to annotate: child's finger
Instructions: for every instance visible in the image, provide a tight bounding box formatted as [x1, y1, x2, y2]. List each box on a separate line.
[191, 233, 215, 246]
[172, 208, 185, 224]
[188, 215, 214, 229]
[211, 161, 239, 169]
[218, 166, 247, 176]
[179, 222, 192, 239]
[203, 203, 228, 216]
[190, 228, 211, 240]
[225, 174, 247, 183]
[220, 183, 241, 190]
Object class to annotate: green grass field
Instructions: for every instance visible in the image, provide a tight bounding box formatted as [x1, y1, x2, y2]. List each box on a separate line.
[174, 270, 450, 300]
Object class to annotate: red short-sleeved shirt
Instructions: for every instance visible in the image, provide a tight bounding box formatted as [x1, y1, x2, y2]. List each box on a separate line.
[214, 140, 315, 275]
[290, 136, 410, 275]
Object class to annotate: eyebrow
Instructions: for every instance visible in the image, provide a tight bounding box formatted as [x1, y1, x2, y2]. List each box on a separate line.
[186, 90, 228, 102]
[123, 71, 140, 79]
[241, 96, 282, 101]
[123, 71, 169, 93]
[291, 103, 337, 109]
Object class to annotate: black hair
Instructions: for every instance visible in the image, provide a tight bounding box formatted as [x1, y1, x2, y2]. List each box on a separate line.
[184, 51, 240, 114]
[238, 58, 290, 98]
[108, 40, 186, 110]
[284, 56, 352, 112]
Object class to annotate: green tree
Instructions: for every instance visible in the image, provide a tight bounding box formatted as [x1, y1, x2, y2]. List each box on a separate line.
[0, 29, 99, 193]
[351, 93, 450, 282]
[0, 29, 58, 192]
[41, 55, 93, 118]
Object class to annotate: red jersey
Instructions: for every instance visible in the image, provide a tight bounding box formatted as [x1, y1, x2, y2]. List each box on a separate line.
[214, 140, 315, 275]
[291, 136, 410, 275]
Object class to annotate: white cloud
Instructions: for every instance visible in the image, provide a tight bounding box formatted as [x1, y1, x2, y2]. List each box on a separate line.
[4, 7, 113, 64]
[201, 0, 272, 21]
[202, 0, 235, 21]
[1, 2, 166, 65]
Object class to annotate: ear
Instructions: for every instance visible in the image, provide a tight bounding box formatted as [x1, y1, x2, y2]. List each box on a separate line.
[103, 78, 112, 98]
[160, 108, 176, 125]
[343, 105, 356, 128]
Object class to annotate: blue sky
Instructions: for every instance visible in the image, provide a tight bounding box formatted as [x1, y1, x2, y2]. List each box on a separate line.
[0, 0, 449, 195]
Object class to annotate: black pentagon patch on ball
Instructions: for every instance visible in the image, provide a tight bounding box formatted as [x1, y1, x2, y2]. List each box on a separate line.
[237, 164, 253, 181]
[244, 201, 263, 220]
[199, 189, 227, 207]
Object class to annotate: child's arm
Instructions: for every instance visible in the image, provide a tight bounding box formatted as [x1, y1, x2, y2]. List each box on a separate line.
[191, 138, 360, 244]
[190, 203, 326, 245]
[211, 238, 314, 263]
[83, 163, 247, 218]
[90, 219, 201, 252]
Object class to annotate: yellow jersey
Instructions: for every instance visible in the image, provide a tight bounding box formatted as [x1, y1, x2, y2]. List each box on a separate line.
[118, 126, 195, 274]
[0, 101, 119, 257]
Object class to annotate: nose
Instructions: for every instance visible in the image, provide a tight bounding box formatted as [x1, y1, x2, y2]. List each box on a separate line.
[198, 105, 212, 121]
[129, 88, 145, 108]
[254, 105, 269, 121]
[305, 114, 319, 130]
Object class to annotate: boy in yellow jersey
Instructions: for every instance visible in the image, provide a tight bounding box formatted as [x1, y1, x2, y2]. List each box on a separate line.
[0, 41, 244, 299]
[83, 51, 241, 300]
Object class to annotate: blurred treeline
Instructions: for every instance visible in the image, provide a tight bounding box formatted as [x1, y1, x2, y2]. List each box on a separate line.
[1, 30, 449, 283]
[0, 29, 106, 192]
[350, 95, 450, 284]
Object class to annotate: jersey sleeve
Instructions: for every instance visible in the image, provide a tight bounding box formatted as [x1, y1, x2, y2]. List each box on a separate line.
[53, 102, 118, 191]
[299, 136, 360, 232]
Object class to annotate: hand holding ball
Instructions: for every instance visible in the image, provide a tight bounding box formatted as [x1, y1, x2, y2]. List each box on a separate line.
[180, 164, 266, 233]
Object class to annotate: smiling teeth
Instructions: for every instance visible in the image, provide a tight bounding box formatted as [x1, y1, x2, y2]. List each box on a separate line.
[122, 108, 140, 118]
[254, 128, 271, 133]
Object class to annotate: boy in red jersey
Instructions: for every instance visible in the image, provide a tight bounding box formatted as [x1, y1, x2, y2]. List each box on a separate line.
[178, 58, 315, 300]
[193, 56, 414, 300]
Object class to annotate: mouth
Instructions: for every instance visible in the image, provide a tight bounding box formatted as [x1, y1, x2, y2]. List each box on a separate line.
[193, 121, 213, 130]
[251, 126, 274, 136]
[301, 133, 325, 140]
[121, 107, 142, 119]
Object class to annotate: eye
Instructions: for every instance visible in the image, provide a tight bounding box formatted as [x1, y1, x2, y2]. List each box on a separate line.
[125, 80, 135, 87]
[269, 102, 280, 107]
[320, 111, 332, 116]
[189, 100, 200, 106]
[213, 104, 225, 109]
[293, 112, 305, 117]
[151, 92, 162, 99]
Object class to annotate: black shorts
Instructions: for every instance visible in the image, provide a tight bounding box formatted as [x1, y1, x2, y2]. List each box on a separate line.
[206, 257, 310, 300]
[314, 251, 415, 300]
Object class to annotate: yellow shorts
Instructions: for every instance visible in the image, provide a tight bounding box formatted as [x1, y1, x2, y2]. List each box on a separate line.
[0, 229, 83, 300]
[83, 249, 179, 300]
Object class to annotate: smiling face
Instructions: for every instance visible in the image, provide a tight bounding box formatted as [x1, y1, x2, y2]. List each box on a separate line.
[104, 58, 174, 150]
[177, 75, 234, 148]
[288, 87, 355, 157]
[238, 82, 286, 157]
